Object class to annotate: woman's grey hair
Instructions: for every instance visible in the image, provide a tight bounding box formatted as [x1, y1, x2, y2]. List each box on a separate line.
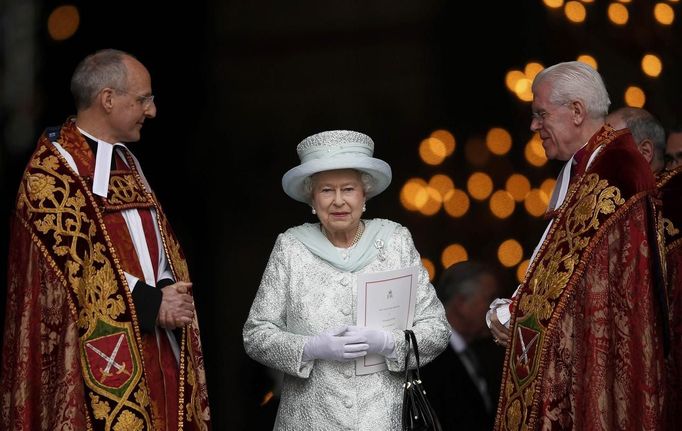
[532, 61, 611, 119]
[303, 170, 374, 203]
[70, 49, 132, 110]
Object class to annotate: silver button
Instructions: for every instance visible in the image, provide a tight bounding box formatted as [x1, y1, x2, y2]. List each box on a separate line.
[342, 307, 351, 316]
[341, 276, 349, 286]
[341, 252, 349, 260]
[344, 398, 353, 408]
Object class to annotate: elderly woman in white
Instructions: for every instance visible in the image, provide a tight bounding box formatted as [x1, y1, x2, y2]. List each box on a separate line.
[243, 130, 449, 430]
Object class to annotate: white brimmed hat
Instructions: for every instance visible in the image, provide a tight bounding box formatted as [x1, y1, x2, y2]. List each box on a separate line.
[282, 130, 392, 203]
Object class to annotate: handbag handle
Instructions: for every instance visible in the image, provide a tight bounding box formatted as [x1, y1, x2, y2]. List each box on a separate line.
[403, 329, 422, 382]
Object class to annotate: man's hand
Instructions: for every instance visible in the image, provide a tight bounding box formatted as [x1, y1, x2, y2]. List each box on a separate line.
[157, 281, 194, 329]
[490, 311, 511, 348]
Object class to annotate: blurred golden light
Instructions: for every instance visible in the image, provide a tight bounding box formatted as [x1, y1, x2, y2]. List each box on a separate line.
[618, 0, 632, 3]
[524, 62, 544, 81]
[641, 54, 663, 77]
[505, 174, 531, 202]
[421, 258, 436, 281]
[525, 134, 548, 167]
[654, 3, 675, 25]
[428, 174, 454, 198]
[418, 187, 442, 216]
[543, 0, 564, 8]
[577, 54, 598, 69]
[486, 127, 513, 156]
[443, 189, 470, 218]
[464, 137, 491, 166]
[467, 172, 494, 201]
[498, 239, 523, 268]
[565, 1, 587, 23]
[540, 178, 557, 198]
[441, 244, 469, 269]
[47, 5, 80, 41]
[524, 189, 549, 217]
[624, 86, 646, 108]
[400, 178, 428, 211]
[514, 78, 532, 95]
[505, 70, 526, 93]
[489, 190, 516, 219]
[607, 3, 629, 25]
[581, 0, 594, 3]
[516, 259, 530, 283]
[517, 87, 534, 102]
[419, 137, 447, 165]
[430, 130, 456, 156]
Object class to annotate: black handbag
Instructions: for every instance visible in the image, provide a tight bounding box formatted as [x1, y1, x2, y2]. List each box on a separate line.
[401, 329, 442, 431]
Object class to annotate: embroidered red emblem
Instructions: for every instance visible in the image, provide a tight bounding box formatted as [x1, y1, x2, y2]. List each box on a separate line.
[513, 325, 541, 381]
[84, 332, 134, 389]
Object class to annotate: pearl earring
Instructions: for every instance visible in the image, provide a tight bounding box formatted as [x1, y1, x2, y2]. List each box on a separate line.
[312, 207, 316, 215]
[362, 203, 366, 212]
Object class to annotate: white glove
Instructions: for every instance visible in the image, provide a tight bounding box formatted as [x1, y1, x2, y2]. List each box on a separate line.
[302, 325, 369, 362]
[343, 326, 395, 357]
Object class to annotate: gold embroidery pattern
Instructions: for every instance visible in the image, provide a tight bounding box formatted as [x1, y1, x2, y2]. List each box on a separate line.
[503, 173, 625, 430]
[160, 215, 190, 283]
[108, 174, 146, 205]
[663, 217, 679, 238]
[18, 144, 153, 430]
[519, 174, 624, 318]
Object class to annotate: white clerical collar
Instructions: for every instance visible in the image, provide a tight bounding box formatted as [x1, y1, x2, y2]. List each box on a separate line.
[77, 127, 129, 197]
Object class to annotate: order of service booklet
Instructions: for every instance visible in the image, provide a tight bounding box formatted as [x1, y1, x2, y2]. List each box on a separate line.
[355, 266, 418, 375]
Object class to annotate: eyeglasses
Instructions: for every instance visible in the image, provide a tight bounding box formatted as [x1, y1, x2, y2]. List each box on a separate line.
[531, 102, 570, 126]
[114, 89, 155, 109]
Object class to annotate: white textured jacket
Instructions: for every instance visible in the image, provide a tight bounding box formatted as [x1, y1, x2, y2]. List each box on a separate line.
[243, 219, 449, 431]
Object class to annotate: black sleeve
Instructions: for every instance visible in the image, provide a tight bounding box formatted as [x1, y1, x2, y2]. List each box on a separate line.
[131, 280, 163, 333]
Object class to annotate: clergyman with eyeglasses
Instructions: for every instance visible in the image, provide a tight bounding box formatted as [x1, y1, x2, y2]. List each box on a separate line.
[0, 49, 211, 430]
[486, 61, 666, 430]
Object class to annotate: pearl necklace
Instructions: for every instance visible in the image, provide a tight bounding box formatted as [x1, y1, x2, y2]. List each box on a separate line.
[323, 220, 364, 248]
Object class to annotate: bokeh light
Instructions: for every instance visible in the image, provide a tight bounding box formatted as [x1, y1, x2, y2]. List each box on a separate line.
[524, 62, 544, 81]
[624, 86, 646, 108]
[48, 5, 80, 41]
[525, 134, 548, 167]
[641, 54, 663, 77]
[498, 239, 523, 267]
[418, 187, 442, 216]
[441, 244, 469, 268]
[443, 189, 470, 218]
[524, 189, 549, 217]
[489, 190, 515, 219]
[564, 1, 587, 23]
[505, 70, 525, 93]
[607, 3, 629, 25]
[467, 172, 494, 200]
[419, 137, 447, 165]
[577, 54, 598, 69]
[543, 0, 564, 8]
[400, 178, 428, 211]
[506, 174, 531, 202]
[540, 178, 557, 199]
[428, 174, 454, 198]
[515, 78, 534, 102]
[422, 258, 436, 281]
[654, 3, 675, 25]
[430, 129, 456, 156]
[486, 127, 513, 155]
[516, 259, 530, 283]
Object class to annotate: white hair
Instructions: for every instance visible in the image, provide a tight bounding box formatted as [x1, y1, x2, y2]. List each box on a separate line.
[532, 61, 610, 119]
